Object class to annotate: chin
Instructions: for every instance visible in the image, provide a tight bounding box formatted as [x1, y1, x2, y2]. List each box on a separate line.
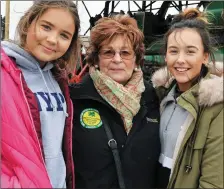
[34, 51, 56, 61]
[174, 75, 190, 82]
[37, 56, 54, 62]
[113, 79, 123, 84]
[112, 78, 126, 85]
[176, 77, 188, 82]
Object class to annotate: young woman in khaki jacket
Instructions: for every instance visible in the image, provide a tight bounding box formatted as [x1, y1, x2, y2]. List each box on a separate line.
[152, 8, 223, 188]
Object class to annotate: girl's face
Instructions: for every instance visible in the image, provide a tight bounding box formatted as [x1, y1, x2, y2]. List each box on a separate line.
[25, 8, 75, 67]
[165, 28, 209, 91]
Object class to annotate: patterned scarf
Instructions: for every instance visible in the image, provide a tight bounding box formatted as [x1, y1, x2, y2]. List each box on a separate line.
[89, 66, 145, 134]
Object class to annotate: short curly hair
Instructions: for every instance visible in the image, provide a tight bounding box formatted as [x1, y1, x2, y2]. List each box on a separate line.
[86, 14, 145, 66]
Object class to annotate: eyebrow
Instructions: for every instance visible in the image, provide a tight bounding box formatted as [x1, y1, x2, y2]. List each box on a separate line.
[40, 20, 73, 37]
[186, 46, 199, 50]
[101, 46, 131, 50]
[167, 46, 177, 49]
[168, 45, 199, 50]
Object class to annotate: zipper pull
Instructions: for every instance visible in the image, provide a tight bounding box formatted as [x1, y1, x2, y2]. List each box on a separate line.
[185, 165, 192, 173]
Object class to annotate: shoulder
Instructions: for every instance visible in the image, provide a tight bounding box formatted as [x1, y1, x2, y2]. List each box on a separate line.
[69, 74, 107, 106]
[141, 81, 160, 111]
[1, 48, 18, 72]
[1, 49, 22, 88]
[69, 74, 96, 99]
[143, 81, 158, 101]
[198, 74, 223, 106]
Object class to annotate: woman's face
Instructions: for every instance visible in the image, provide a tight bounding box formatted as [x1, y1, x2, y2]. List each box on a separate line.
[25, 8, 75, 67]
[98, 35, 137, 85]
[165, 28, 208, 91]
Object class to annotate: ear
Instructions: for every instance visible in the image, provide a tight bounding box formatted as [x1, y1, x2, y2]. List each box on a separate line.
[164, 56, 167, 63]
[203, 52, 209, 64]
[133, 57, 137, 67]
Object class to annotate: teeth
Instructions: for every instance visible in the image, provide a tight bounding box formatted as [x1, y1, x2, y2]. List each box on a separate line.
[176, 68, 188, 72]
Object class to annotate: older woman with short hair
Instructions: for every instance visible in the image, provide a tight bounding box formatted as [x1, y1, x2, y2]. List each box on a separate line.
[70, 14, 160, 189]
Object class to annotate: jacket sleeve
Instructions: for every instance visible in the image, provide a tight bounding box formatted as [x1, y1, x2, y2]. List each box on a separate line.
[199, 109, 223, 188]
[1, 158, 21, 188]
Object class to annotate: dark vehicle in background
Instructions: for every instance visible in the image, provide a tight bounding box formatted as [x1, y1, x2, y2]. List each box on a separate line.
[65, 1, 223, 83]
[142, 1, 224, 82]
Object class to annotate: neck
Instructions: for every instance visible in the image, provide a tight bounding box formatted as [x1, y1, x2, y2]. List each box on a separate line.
[39, 61, 48, 68]
[177, 83, 191, 92]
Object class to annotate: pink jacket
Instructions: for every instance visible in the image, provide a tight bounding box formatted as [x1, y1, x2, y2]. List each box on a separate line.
[1, 49, 74, 188]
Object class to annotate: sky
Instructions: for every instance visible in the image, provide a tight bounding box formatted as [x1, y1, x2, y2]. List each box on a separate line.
[1, 1, 202, 40]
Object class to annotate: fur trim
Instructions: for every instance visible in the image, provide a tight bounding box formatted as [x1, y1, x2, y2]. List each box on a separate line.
[199, 75, 223, 106]
[208, 61, 223, 76]
[151, 62, 224, 106]
[151, 67, 174, 88]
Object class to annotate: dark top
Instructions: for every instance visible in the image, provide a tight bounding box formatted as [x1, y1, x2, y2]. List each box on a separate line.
[70, 74, 161, 189]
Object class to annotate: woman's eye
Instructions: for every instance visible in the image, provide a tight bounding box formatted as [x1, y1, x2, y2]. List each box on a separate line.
[187, 50, 195, 54]
[60, 33, 69, 39]
[41, 25, 51, 31]
[104, 50, 114, 55]
[170, 50, 177, 54]
[121, 50, 131, 56]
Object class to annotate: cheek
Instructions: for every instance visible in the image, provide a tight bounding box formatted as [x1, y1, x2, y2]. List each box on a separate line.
[99, 59, 109, 71]
[166, 63, 175, 76]
[25, 31, 37, 50]
[194, 64, 203, 73]
[166, 56, 176, 67]
[60, 41, 71, 54]
[127, 60, 136, 70]
[166, 60, 173, 70]
[26, 27, 34, 41]
[165, 54, 174, 62]
[28, 24, 40, 41]
[35, 30, 44, 41]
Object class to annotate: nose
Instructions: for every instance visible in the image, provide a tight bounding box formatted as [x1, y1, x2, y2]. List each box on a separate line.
[112, 52, 122, 63]
[46, 32, 57, 45]
[176, 52, 186, 64]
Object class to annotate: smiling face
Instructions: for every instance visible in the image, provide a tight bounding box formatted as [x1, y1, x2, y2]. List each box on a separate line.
[98, 35, 137, 85]
[25, 8, 75, 67]
[165, 28, 209, 91]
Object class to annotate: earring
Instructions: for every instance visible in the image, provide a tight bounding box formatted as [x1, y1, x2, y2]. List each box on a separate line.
[134, 67, 139, 71]
[94, 64, 99, 69]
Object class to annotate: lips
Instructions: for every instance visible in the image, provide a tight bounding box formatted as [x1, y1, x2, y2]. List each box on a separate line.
[175, 67, 190, 72]
[110, 68, 124, 71]
[41, 45, 56, 53]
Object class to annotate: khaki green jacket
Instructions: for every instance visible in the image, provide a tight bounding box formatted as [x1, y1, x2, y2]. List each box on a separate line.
[152, 64, 223, 188]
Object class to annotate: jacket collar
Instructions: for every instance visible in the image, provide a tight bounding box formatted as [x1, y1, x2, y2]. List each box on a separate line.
[151, 62, 223, 107]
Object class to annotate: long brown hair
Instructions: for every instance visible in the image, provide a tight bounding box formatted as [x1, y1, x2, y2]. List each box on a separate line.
[16, 0, 80, 74]
[86, 14, 145, 66]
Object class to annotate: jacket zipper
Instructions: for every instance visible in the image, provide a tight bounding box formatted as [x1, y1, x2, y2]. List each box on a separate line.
[165, 99, 177, 131]
[19, 74, 52, 186]
[168, 95, 198, 187]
